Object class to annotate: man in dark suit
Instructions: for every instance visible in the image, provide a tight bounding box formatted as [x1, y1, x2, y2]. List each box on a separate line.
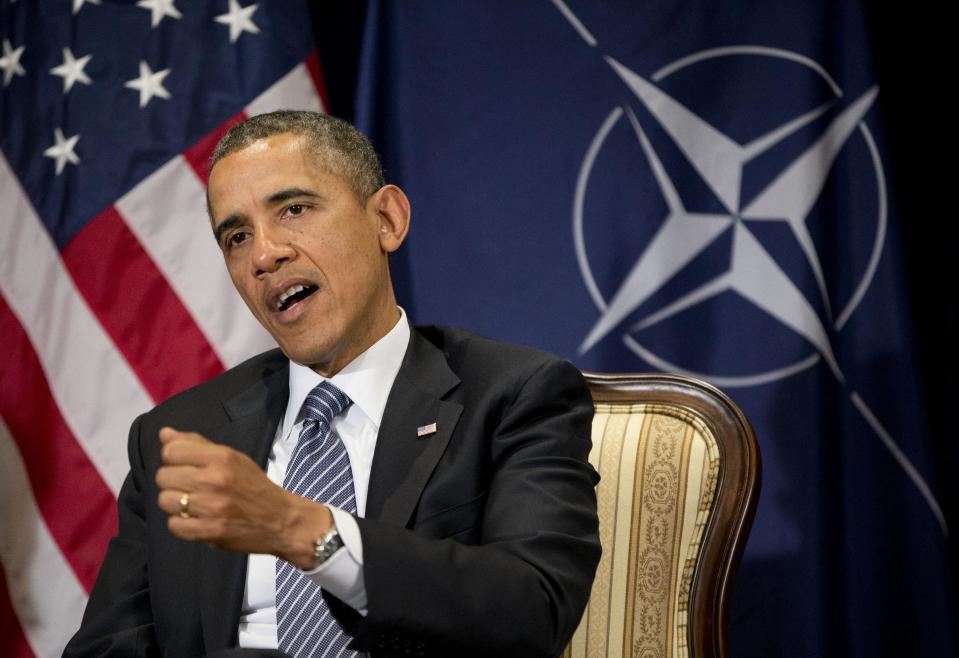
[66, 111, 600, 658]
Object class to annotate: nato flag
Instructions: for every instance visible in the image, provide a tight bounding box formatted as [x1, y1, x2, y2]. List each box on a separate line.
[351, 1, 956, 657]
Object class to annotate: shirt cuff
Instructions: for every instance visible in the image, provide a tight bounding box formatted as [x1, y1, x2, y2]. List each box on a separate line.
[300, 506, 367, 614]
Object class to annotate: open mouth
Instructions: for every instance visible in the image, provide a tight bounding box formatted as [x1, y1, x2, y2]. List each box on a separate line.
[276, 284, 318, 312]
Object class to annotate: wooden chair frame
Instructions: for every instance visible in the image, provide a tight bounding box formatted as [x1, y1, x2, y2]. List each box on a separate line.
[583, 372, 761, 658]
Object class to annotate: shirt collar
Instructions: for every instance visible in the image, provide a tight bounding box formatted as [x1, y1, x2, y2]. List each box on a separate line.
[281, 308, 411, 440]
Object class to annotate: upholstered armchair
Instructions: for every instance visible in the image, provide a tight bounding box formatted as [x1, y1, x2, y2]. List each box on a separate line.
[564, 373, 760, 658]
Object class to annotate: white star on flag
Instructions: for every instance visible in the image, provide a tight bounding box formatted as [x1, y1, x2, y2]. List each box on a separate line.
[72, 0, 101, 15]
[214, 0, 260, 43]
[0, 39, 26, 87]
[137, 0, 182, 28]
[124, 60, 172, 108]
[43, 128, 81, 175]
[50, 48, 93, 94]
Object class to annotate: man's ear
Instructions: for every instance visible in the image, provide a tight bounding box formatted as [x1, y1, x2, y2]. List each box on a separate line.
[371, 184, 411, 253]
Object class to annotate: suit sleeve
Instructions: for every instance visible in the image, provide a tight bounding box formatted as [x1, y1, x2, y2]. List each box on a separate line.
[340, 358, 600, 658]
[63, 415, 161, 658]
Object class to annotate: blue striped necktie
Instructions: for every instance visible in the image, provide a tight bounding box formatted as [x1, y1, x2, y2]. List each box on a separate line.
[276, 380, 359, 658]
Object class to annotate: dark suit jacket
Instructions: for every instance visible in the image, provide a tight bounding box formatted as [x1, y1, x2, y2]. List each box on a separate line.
[65, 326, 601, 658]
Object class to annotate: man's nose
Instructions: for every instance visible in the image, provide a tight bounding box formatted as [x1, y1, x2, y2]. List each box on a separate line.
[251, 226, 295, 275]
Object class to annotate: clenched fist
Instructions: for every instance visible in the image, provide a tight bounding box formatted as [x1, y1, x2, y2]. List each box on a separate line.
[155, 427, 332, 569]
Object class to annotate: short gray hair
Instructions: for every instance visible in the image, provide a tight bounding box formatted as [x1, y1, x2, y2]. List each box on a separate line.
[210, 110, 385, 200]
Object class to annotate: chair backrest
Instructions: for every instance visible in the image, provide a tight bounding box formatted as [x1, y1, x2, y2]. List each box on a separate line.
[564, 373, 760, 658]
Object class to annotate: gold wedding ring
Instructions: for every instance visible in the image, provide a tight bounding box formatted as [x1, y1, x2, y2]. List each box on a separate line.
[179, 492, 191, 519]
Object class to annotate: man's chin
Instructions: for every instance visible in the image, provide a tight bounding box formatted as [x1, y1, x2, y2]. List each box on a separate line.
[276, 343, 339, 377]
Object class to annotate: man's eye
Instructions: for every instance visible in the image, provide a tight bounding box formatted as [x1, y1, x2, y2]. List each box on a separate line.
[227, 232, 249, 248]
[287, 204, 306, 216]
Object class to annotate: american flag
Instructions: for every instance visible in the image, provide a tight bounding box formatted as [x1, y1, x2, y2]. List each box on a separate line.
[0, 2, 325, 655]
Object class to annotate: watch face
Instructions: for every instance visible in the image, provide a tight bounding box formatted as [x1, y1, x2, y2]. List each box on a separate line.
[314, 529, 343, 565]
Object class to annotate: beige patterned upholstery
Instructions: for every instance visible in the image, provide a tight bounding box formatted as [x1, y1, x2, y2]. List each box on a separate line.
[564, 373, 760, 658]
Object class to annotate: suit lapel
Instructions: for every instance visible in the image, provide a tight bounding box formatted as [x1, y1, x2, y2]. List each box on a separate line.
[366, 329, 463, 525]
[198, 358, 289, 652]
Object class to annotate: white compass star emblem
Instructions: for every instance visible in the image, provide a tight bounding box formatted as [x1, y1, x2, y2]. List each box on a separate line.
[579, 57, 879, 389]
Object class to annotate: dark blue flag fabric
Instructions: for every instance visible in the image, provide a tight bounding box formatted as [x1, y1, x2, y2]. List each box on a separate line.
[354, 2, 956, 656]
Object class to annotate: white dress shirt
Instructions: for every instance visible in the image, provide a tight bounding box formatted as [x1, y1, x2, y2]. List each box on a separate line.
[238, 309, 410, 649]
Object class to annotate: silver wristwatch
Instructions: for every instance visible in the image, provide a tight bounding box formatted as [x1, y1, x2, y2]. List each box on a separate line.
[312, 526, 344, 567]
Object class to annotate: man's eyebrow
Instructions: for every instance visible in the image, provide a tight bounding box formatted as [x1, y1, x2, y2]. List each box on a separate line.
[212, 215, 242, 245]
[211, 189, 323, 244]
[266, 187, 322, 205]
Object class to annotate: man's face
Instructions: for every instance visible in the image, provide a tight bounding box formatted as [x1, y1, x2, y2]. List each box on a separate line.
[207, 133, 403, 375]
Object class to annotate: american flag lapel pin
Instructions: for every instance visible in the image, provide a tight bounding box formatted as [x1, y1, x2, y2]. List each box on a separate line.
[416, 422, 438, 437]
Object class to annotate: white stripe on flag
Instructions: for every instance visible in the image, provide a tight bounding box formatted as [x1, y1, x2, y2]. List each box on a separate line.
[115, 156, 276, 368]
[0, 153, 151, 493]
[245, 63, 325, 117]
[0, 418, 88, 658]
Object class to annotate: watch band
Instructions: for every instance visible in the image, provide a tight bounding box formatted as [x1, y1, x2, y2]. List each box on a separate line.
[312, 526, 344, 567]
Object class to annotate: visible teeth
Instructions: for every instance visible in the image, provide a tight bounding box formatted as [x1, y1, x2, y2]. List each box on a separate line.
[277, 284, 306, 310]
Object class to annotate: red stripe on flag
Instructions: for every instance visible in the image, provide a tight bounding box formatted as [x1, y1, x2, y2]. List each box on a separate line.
[183, 111, 248, 185]
[62, 207, 225, 403]
[0, 297, 117, 592]
[305, 51, 331, 112]
[0, 568, 36, 658]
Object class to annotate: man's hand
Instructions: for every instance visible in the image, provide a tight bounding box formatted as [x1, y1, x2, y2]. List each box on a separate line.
[155, 427, 332, 569]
